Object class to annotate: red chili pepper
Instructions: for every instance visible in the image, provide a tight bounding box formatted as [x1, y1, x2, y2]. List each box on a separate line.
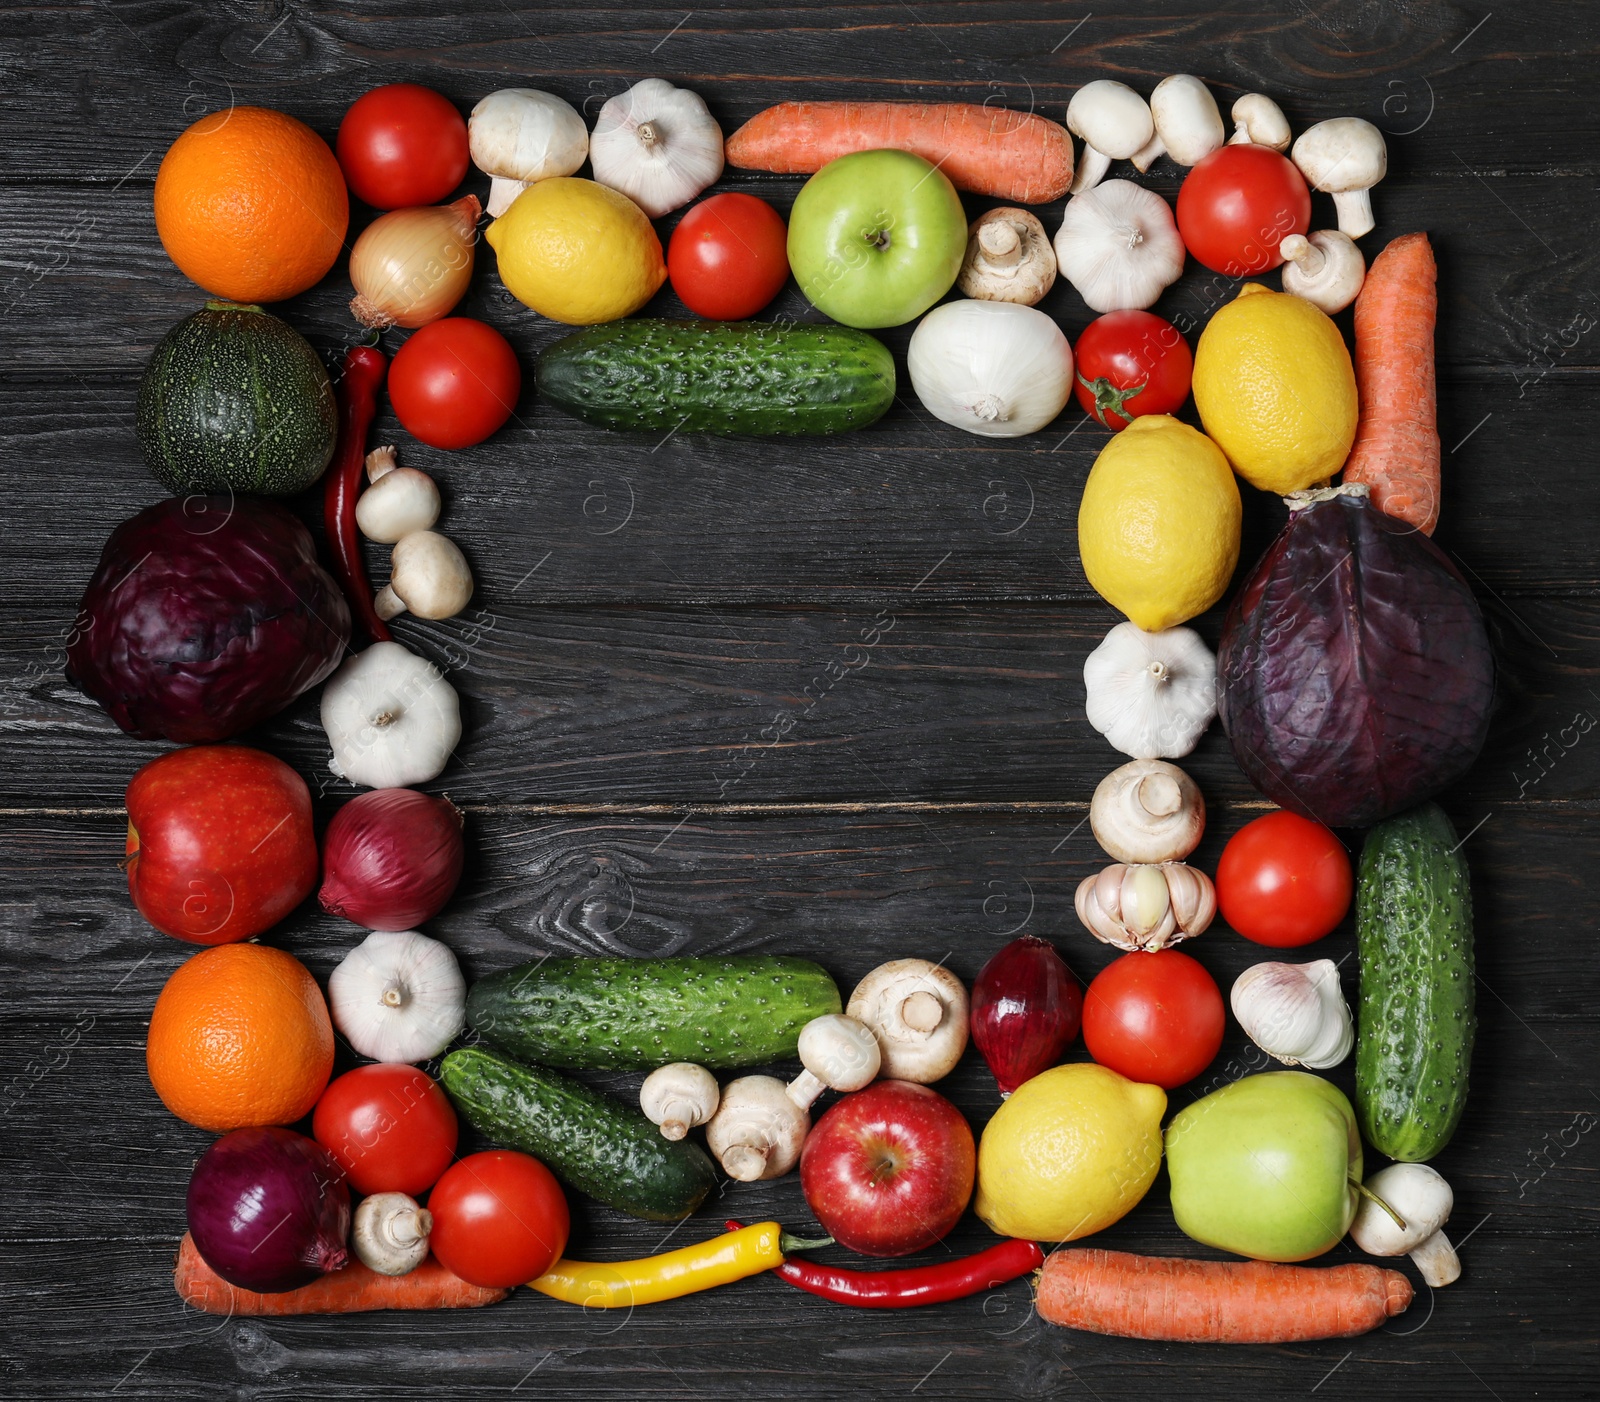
[724, 1220, 1043, 1309]
[324, 344, 392, 645]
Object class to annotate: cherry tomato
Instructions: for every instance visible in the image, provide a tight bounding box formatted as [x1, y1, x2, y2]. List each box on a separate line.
[427, 1150, 569, 1289]
[1216, 811, 1353, 947]
[1073, 311, 1194, 430]
[668, 193, 790, 320]
[389, 318, 521, 449]
[1082, 950, 1224, 1089]
[312, 1063, 458, 1196]
[337, 84, 469, 210]
[1176, 145, 1311, 276]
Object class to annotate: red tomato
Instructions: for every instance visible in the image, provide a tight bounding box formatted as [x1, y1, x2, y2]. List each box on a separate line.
[1073, 311, 1194, 430]
[1176, 145, 1311, 276]
[389, 318, 521, 449]
[312, 1063, 458, 1196]
[427, 1150, 569, 1289]
[1083, 950, 1224, 1089]
[668, 193, 790, 320]
[1216, 811, 1353, 947]
[337, 84, 469, 210]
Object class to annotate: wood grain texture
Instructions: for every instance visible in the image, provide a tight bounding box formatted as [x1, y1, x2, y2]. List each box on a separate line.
[3, 0, 1597, 1396]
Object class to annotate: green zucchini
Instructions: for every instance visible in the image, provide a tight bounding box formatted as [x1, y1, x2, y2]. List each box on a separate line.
[136, 301, 337, 496]
[1355, 803, 1476, 1161]
[440, 1046, 715, 1222]
[538, 318, 895, 436]
[467, 954, 841, 1071]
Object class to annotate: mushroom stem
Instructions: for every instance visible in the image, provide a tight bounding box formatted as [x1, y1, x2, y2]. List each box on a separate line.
[787, 1068, 826, 1110]
[486, 175, 530, 218]
[722, 1144, 770, 1181]
[366, 445, 399, 483]
[1332, 188, 1375, 239]
[1129, 132, 1166, 172]
[1410, 1228, 1462, 1288]
[977, 219, 1023, 266]
[1070, 145, 1112, 194]
[374, 584, 406, 620]
[900, 990, 944, 1033]
[1280, 233, 1326, 277]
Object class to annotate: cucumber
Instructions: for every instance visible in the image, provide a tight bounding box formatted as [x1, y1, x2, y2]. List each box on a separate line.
[440, 1046, 716, 1222]
[467, 955, 841, 1071]
[538, 319, 895, 436]
[1355, 802, 1476, 1162]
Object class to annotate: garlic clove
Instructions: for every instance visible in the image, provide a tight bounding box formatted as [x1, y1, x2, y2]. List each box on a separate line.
[1230, 958, 1353, 1070]
[1122, 864, 1171, 937]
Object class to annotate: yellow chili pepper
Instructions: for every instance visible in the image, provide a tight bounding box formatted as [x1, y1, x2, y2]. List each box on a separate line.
[528, 1221, 827, 1307]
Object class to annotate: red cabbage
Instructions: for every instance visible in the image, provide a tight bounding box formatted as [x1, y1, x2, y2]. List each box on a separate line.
[66, 496, 350, 744]
[1216, 488, 1493, 828]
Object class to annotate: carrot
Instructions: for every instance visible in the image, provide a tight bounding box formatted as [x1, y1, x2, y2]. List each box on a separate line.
[724, 102, 1074, 204]
[1341, 232, 1440, 534]
[1035, 1248, 1413, 1344]
[174, 1233, 508, 1315]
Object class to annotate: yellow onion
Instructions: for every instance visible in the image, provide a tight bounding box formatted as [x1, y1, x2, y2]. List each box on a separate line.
[349, 194, 480, 329]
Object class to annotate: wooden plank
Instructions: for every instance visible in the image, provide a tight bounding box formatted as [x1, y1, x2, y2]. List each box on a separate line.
[0, 804, 1587, 1022]
[1, 592, 1593, 808]
[0, 0, 1589, 184]
[0, 370, 1589, 604]
[1, 173, 1596, 373]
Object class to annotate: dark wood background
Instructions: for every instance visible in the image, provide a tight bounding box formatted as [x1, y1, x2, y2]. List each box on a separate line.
[2, 2, 1596, 1397]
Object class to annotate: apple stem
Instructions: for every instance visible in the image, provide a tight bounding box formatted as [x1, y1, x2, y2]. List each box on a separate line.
[1357, 1181, 1409, 1231]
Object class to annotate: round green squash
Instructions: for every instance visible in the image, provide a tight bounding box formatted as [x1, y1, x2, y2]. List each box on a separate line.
[136, 301, 337, 496]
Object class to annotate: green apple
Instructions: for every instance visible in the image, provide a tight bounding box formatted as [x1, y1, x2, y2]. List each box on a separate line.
[787, 149, 967, 328]
[1165, 1070, 1362, 1262]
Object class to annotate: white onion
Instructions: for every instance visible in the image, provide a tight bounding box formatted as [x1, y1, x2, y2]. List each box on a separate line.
[907, 300, 1074, 438]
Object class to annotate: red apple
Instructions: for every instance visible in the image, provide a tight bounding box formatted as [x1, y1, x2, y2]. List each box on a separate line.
[799, 1080, 975, 1257]
[125, 745, 317, 945]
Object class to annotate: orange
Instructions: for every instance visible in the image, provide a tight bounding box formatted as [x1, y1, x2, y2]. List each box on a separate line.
[147, 942, 334, 1132]
[154, 106, 348, 303]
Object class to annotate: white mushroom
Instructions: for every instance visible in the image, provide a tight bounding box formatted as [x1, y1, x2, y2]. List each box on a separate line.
[1227, 93, 1292, 151]
[375, 531, 474, 622]
[1089, 759, 1205, 865]
[352, 1192, 432, 1276]
[1131, 75, 1225, 172]
[1066, 81, 1155, 193]
[1291, 118, 1387, 239]
[957, 208, 1057, 305]
[640, 1062, 720, 1141]
[1350, 1163, 1461, 1288]
[356, 446, 441, 545]
[846, 959, 969, 1083]
[469, 89, 590, 218]
[786, 1014, 881, 1110]
[704, 1075, 809, 1182]
[1278, 230, 1366, 313]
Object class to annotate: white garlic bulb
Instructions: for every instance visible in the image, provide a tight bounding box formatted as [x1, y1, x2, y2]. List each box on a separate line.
[329, 929, 467, 1063]
[321, 641, 462, 790]
[1074, 861, 1216, 951]
[589, 78, 724, 218]
[1084, 622, 1217, 760]
[1053, 179, 1185, 313]
[1230, 959, 1354, 1070]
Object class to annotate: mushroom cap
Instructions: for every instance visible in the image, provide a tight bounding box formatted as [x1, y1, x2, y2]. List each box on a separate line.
[389, 530, 474, 619]
[1149, 75, 1224, 164]
[1089, 758, 1206, 865]
[1292, 117, 1387, 191]
[957, 208, 1057, 304]
[1067, 80, 1155, 159]
[469, 88, 589, 182]
[640, 1061, 720, 1133]
[705, 1074, 809, 1181]
[797, 1013, 881, 1092]
[1279, 229, 1366, 312]
[846, 958, 970, 1083]
[1351, 1162, 1454, 1252]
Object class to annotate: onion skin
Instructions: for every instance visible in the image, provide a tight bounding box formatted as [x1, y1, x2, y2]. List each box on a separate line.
[970, 936, 1083, 1096]
[320, 788, 465, 931]
[349, 195, 480, 330]
[186, 1127, 351, 1293]
[1217, 492, 1493, 828]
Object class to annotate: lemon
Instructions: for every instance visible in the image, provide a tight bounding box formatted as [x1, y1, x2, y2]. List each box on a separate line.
[1192, 283, 1358, 494]
[485, 177, 666, 325]
[1076, 414, 1241, 631]
[975, 1063, 1166, 1242]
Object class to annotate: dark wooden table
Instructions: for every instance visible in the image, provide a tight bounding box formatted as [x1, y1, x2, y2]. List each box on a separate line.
[3, 2, 1596, 1397]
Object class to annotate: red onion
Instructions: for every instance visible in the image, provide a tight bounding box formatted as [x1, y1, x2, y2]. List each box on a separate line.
[186, 1127, 351, 1292]
[320, 788, 465, 931]
[970, 936, 1083, 1096]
